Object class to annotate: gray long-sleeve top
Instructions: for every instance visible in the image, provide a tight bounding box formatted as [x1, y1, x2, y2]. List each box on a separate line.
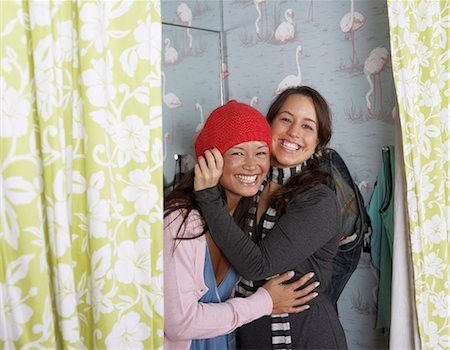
[195, 183, 348, 349]
[194, 184, 341, 283]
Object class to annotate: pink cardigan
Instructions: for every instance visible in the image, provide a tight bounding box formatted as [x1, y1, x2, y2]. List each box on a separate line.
[164, 209, 273, 350]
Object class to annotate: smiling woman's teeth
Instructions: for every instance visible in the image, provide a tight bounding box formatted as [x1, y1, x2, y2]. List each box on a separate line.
[281, 140, 300, 151]
[235, 175, 257, 183]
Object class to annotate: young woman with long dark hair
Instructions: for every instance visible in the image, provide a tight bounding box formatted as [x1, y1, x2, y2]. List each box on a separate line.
[164, 100, 318, 350]
[194, 87, 348, 349]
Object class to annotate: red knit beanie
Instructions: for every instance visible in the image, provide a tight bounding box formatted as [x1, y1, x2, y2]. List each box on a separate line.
[194, 100, 272, 157]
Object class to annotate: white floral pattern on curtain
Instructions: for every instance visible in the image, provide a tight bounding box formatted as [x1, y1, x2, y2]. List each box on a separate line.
[387, 1, 449, 349]
[1, 1, 163, 349]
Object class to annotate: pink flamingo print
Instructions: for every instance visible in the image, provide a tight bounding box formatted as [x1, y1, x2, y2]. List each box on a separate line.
[250, 96, 259, 107]
[274, 45, 303, 96]
[340, 0, 366, 72]
[364, 47, 389, 115]
[164, 38, 179, 65]
[254, 0, 268, 40]
[221, 63, 230, 79]
[195, 103, 204, 133]
[176, 3, 193, 55]
[162, 72, 182, 109]
[358, 180, 370, 194]
[275, 8, 295, 43]
[162, 72, 182, 130]
[163, 132, 170, 161]
[185, 28, 193, 54]
[176, 3, 192, 29]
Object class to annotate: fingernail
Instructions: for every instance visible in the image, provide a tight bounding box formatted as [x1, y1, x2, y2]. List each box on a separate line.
[313, 292, 318, 298]
[314, 282, 320, 287]
[288, 270, 295, 276]
[309, 272, 315, 278]
[305, 305, 310, 309]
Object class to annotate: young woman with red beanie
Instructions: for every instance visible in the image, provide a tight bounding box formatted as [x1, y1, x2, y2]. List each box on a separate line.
[194, 87, 348, 349]
[164, 100, 318, 350]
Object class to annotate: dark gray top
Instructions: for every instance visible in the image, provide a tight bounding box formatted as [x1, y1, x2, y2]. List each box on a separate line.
[195, 184, 348, 349]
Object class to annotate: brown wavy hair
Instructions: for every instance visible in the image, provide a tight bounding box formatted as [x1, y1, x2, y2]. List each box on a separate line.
[164, 170, 254, 243]
[266, 86, 332, 214]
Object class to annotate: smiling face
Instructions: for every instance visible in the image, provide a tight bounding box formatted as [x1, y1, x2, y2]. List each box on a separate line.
[270, 94, 320, 168]
[219, 141, 270, 208]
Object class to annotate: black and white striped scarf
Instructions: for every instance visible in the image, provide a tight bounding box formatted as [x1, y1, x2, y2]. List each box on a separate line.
[235, 164, 303, 350]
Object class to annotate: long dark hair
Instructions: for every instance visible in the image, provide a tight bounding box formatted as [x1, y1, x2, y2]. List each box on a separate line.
[164, 170, 254, 242]
[266, 86, 332, 214]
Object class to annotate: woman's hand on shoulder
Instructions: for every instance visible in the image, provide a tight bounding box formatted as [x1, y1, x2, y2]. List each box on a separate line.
[262, 271, 319, 314]
[194, 148, 223, 191]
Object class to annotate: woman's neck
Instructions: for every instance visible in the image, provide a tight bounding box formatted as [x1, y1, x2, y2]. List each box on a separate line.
[256, 181, 281, 223]
[267, 180, 282, 193]
[225, 193, 241, 215]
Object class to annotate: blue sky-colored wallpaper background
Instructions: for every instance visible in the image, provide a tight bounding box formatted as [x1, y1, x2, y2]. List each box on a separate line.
[162, 1, 394, 347]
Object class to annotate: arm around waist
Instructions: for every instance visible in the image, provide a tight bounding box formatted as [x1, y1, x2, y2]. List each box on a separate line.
[164, 210, 273, 341]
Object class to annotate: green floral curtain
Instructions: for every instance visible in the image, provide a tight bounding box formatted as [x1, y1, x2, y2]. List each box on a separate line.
[1, 1, 163, 349]
[387, 1, 449, 349]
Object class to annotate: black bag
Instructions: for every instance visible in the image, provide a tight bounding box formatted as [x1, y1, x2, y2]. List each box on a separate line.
[322, 149, 372, 307]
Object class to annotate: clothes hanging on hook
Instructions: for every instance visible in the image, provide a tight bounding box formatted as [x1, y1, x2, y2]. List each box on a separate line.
[367, 145, 395, 334]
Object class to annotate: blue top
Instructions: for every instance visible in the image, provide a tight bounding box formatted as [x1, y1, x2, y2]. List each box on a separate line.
[190, 244, 240, 350]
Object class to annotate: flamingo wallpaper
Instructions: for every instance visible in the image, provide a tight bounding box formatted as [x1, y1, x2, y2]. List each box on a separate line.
[162, 1, 395, 348]
[161, 21, 221, 184]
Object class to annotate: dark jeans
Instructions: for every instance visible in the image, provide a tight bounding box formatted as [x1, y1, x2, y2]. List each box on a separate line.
[330, 237, 364, 311]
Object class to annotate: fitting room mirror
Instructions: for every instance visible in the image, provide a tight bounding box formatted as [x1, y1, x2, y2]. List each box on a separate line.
[162, 22, 223, 192]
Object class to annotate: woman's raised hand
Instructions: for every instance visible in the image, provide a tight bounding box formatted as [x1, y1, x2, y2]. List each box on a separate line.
[194, 148, 224, 191]
[262, 271, 320, 314]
